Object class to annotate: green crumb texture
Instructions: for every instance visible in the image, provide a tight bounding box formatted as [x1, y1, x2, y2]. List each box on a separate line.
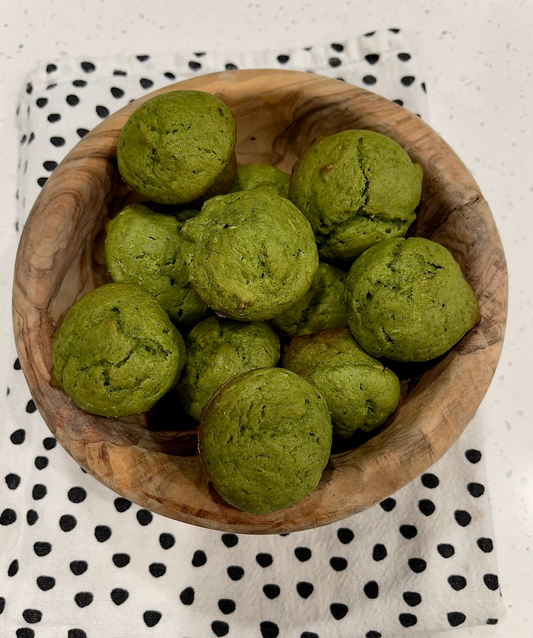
[199, 367, 332, 515]
[52, 283, 186, 418]
[345, 237, 481, 362]
[282, 327, 400, 437]
[269, 261, 347, 339]
[181, 190, 319, 321]
[229, 163, 290, 198]
[288, 129, 423, 262]
[177, 315, 280, 420]
[117, 90, 236, 205]
[105, 203, 209, 325]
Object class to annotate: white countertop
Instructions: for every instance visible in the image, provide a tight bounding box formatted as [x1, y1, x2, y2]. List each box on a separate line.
[1, 1, 531, 636]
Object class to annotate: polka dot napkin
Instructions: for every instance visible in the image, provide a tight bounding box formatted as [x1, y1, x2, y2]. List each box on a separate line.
[2, 29, 505, 638]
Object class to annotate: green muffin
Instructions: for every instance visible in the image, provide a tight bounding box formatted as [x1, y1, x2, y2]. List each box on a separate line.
[117, 90, 237, 205]
[229, 164, 290, 197]
[52, 283, 186, 417]
[345, 237, 481, 362]
[199, 367, 333, 514]
[105, 203, 209, 325]
[288, 129, 423, 262]
[181, 190, 319, 321]
[283, 327, 400, 437]
[177, 316, 280, 420]
[269, 262, 347, 339]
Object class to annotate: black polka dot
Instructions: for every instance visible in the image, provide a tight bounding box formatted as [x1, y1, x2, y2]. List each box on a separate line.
[365, 54, 379, 64]
[328, 57, 342, 68]
[421, 82, 427, 93]
[421, 473, 439, 488]
[227, 565, 244, 580]
[50, 136, 65, 147]
[43, 160, 57, 171]
[164, 71, 176, 79]
[331, 42, 344, 52]
[8, 559, 19, 577]
[363, 581, 379, 599]
[218, 598, 236, 614]
[59, 515, 77, 532]
[337, 528, 354, 544]
[36, 97, 48, 108]
[301, 633, 318, 638]
[437, 543, 455, 558]
[408, 558, 426, 573]
[96, 105, 110, 118]
[5, 473, 21, 489]
[74, 592, 93, 608]
[192, 550, 207, 567]
[296, 581, 314, 599]
[140, 78, 154, 89]
[43, 437, 56, 450]
[212, 620, 229, 636]
[34, 541, 52, 557]
[95, 525, 112, 542]
[330, 603, 348, 620]
[465, 449, 482, 463]
[188, 61, 202, 70]
[294, 546, 312, 562]
[112, 553, 130, 568]
[70, 561, 88, 575]
[398, 52, 411, 61]
[66, 94, 80, 106]
[277, 55, 289, 64]
[14, 358, 22, 370]
[68, 630, 87, 638]
[34, 456, 48, 470]
[157, 533, 174, 550]
[46, 63, 57, 73]
[393, 99, 404, 106]
[372, 544, 387, 561]
[467, 482, 485, 497]
[399, 613, 417, 627]
[366, 632, 382, 638]
[403, 591, 422, 606]
[477, 537, 493, 553]
[47, 113, 61, 123]
[37, 177, 48, 187]
[111, 588, 129, 605]
[68, 487, 87, 503]
[1, 509, 17, 525]
[149, 562, 166, 577]
[113, 69, 127, 76]
[260, 621, 279, 637]
[486, 618, 498, 625]
[77, 128, 89, 138]
[26, 82, 33, 94]
[455, 510, 472, 527]
[143, 611, 162, 627]
[263, 584, 280, 599]
[225, 63, 238, 70]
[27, 510, 39, 525]
[401, 76, 415, 86]
[111, 87, 125, 98]
[256, 553, 273, 567]
[447, 612, 466, 627]
[36, 575, 55, 591]
[22, 608, 42, 623]
[399, 525, 417, 539]
[0, 597, 4, 613]
[10, 429, 26, 444]
[448, 575, 467, 590]
[81, 61, 96, 72]
[483, 573, 499, 591]
[419, 499, 435, 516]
[330, 556, 347, 571]
[114, 497, 131, 512]
[136, 509, 152, 525]
[73, 79, 87, 87]
[363, 75, 377, 85]
[180, 587, 194, 605]
[16, 629, 34, 638]
[222, 533, 238, 547]
[380, 498, 396, 512]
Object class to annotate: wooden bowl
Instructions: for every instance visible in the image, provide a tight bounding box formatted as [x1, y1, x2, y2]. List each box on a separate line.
[13, 69, 507, 534]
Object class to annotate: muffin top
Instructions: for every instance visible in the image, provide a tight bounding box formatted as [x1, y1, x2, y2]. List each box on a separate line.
[229, 163, 290, 198]
[199, 367, 332, 515]
[181, 190, 319, 321]
[117, 90, 236, 205]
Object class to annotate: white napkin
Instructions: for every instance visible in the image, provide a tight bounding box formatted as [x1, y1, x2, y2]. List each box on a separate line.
[1, 29, 505, 638]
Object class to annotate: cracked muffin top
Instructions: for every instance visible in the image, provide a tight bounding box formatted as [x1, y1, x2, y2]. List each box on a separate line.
[180, 190, 319, 321]
[117, 90, 237, 205]
[52, 283, 186, 417]
[288, 129, 423, 263]
[345, 237, 481, 362]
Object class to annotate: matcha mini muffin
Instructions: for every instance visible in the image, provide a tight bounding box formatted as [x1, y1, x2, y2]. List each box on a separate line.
[177, 316, 280, 420]
[283, 327, 400, 437]
[181, 190, 319, 321]
[117, 90, 237, 205]
[105, 203, 209, 325]
[199, 367, 332, 514]
[52, 283, 186, 417]
[269, 262, 347, 339]
[345, 237, 481, 362]
[288, 129, 423, 262]
[229, 163, 290, 198]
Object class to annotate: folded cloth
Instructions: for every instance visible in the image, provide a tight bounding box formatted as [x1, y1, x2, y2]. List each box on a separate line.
[1, 29, 504, 638]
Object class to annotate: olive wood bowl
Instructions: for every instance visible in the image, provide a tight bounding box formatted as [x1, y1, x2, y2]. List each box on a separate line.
[13, 69, 507, 534]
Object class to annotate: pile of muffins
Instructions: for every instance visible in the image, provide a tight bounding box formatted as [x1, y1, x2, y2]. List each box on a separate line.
[52, 90, 480, 515]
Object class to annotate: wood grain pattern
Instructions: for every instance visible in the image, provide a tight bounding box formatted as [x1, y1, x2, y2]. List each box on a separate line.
[12, 69, 508, 534]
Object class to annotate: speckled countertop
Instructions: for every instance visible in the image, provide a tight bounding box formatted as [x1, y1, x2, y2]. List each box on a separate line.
[0, 1, 531, 636]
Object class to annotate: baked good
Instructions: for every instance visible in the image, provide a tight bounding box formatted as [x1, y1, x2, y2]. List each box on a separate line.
[181, 190, 319, 321]
[269, 261, 347, 339]
[105, 203, 209, 325]
[198, 367, 332, 514]
[283, 327, 400, 437]
[288, 129, 423, 262]
[229, 163, 290, 197]
[117, 90, 237, 205]
[345, 237, 481, 361]
[177, 316, 280, 420]
[52, 283, 186, 417]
